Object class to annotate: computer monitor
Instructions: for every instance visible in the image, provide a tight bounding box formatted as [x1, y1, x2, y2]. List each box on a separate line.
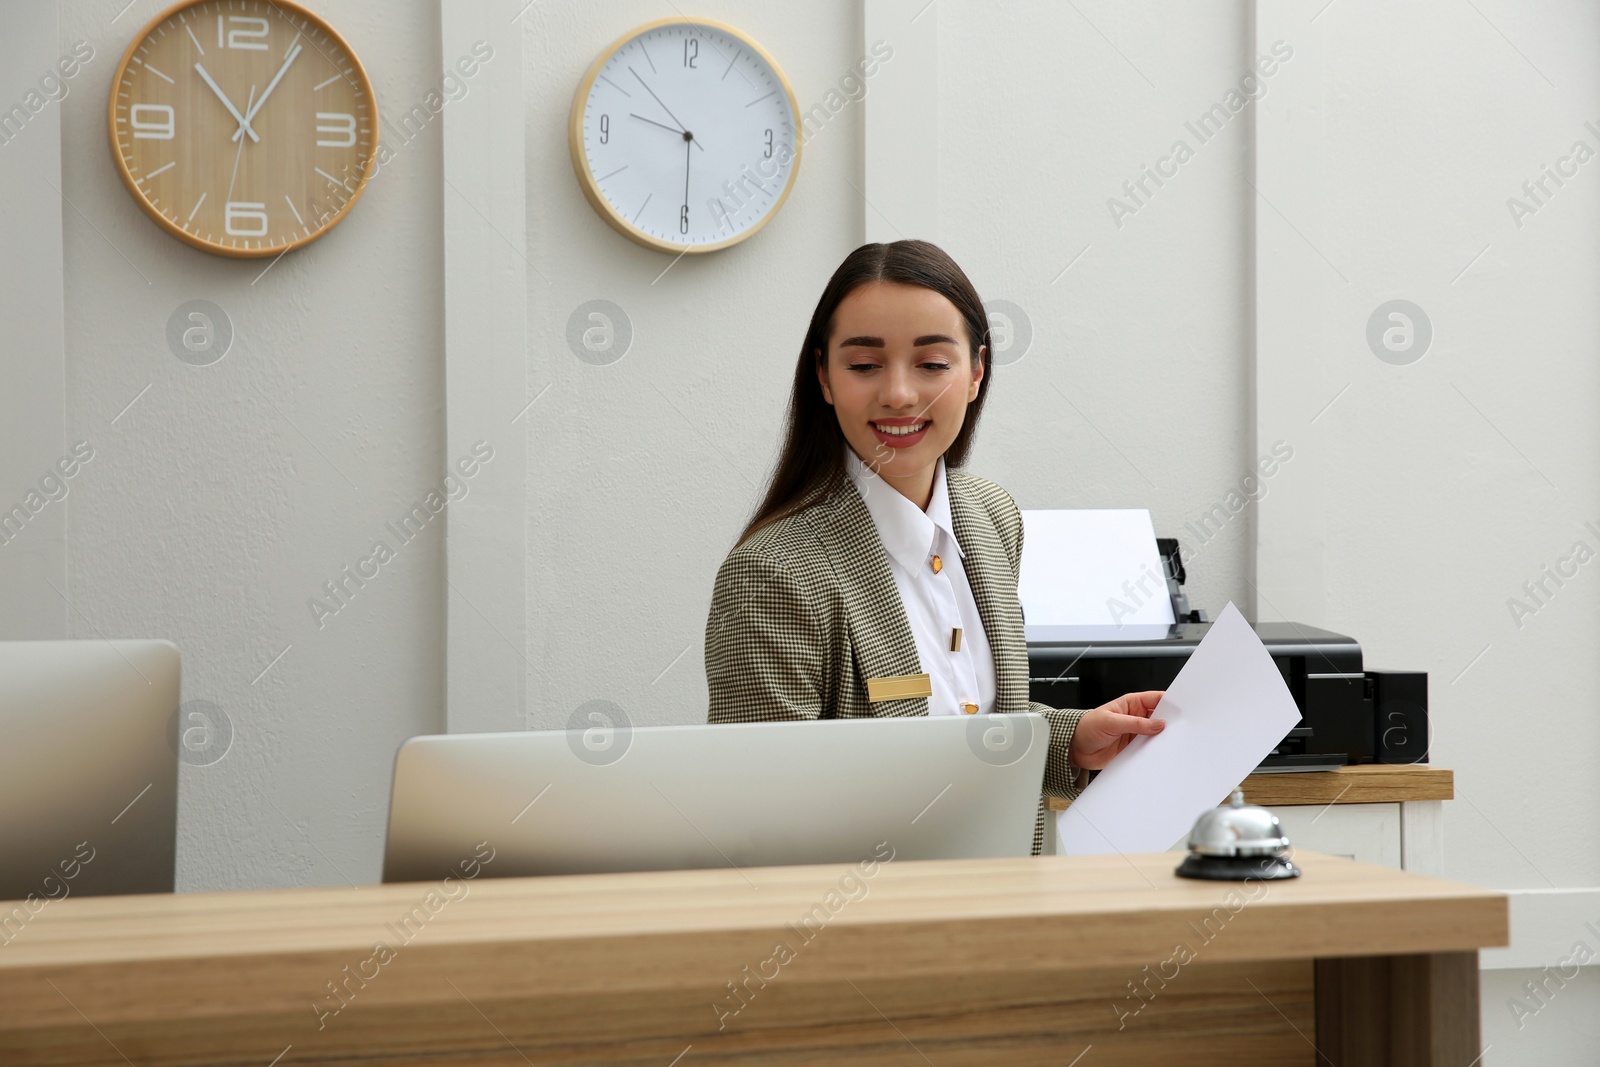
[0, 640, 180, 901]
[381, 713, 1049, 881]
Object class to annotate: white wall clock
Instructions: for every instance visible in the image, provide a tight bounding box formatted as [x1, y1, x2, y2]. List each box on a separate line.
[568, 18, 801, 255]
[108, 0, 377, 258]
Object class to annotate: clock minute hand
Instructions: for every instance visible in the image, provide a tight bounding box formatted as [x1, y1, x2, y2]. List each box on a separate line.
[195, 62, 259, 143]
[232, 41, 304, 143]
[628, 67, 704, 152]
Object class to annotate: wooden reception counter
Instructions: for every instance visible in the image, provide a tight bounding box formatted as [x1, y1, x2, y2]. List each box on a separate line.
[0, 850, 1505, 1066]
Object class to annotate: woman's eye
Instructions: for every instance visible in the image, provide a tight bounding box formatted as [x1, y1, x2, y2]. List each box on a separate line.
[843, 361, 950, 372]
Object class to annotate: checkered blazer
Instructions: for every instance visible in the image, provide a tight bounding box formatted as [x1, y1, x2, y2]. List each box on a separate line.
[704, 466, 1088, 856]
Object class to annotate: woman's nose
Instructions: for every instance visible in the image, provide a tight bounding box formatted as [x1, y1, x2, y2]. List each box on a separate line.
[878, 364, 917, 408]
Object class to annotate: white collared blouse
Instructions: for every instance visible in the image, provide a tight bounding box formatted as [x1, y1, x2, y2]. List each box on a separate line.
[844, 447, 997, 718]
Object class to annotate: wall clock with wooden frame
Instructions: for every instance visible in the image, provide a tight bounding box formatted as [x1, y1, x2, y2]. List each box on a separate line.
[569, 17, 801, 255]
[108, 0, 377, 258]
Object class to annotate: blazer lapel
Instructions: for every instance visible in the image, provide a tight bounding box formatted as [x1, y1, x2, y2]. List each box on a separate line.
[947, 475, 1028, 715]
[810, 478, 927, 714]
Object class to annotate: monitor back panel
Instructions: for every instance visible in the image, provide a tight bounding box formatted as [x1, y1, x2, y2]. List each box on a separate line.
[0, 640, 180, 900]
[382, 715, 1049, 881]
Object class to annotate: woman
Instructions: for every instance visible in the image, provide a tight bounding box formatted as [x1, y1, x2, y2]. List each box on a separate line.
[704, 240, 1164, 856]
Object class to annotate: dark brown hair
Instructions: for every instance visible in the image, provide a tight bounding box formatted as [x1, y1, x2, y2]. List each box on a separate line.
[735, 240, 993, 547]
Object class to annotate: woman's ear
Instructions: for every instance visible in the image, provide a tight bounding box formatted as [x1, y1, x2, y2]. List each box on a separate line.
[815, 347, 834, 406]
[968, 344, 986, 401]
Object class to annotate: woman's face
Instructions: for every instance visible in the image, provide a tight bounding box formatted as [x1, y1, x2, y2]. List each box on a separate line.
[815, 281, 985, 504]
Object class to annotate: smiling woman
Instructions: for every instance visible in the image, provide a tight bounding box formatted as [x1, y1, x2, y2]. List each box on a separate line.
[703, 240, 1166, 856]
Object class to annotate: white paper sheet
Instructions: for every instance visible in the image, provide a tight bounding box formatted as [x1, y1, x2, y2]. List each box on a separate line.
[1019, 509, 1175, 642]
[1056, 601, 1303, 856]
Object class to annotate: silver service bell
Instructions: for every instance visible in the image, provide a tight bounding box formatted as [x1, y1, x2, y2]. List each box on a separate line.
[1175, 789, 1300, 881]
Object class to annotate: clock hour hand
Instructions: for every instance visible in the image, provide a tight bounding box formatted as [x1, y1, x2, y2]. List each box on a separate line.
[629, 113, 686, 137]
[232, 41, 304, 143]
[225, 85, 256, 206]
[195, 62, 259, 143]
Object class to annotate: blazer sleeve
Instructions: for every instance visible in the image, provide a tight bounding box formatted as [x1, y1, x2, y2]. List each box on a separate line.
[705, 547, 826, 723]
[996, 488, 1094, 804]
[1031, 705, 1092, 803]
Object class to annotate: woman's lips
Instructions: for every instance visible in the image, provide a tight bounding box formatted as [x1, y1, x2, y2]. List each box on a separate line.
[870, 420, 930, 449]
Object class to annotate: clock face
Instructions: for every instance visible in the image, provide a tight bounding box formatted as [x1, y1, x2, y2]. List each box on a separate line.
[109, 0, 377, 258]
[570, 19, 801, 254]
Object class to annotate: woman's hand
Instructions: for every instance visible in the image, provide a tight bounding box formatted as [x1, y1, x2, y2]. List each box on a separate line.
[1068, 690, 1166, 770]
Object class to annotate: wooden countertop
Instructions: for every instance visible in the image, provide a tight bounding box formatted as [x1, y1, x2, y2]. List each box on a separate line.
[0, 851, 1503, 1026]
[1047, 764, 1454, 811]
[0, 851, 1504, 1065]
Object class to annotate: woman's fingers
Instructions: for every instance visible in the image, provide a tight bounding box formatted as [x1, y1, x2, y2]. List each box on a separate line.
[1072, 696, 1170, 769]
[1109, 711, 1164, 736]
[1084, 711, 1163, 749]
[1122, 690, 1165, 716]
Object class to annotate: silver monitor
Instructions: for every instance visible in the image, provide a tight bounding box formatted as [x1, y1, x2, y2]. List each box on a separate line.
[0, 640, 180, 901]
[382, 713, 1049, 881]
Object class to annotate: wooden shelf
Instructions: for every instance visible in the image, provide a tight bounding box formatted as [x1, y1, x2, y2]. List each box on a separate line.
[1048, 764, 1453, 811]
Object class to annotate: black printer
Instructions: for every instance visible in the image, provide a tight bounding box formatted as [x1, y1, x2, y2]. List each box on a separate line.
[1025, 539, 1429, 771]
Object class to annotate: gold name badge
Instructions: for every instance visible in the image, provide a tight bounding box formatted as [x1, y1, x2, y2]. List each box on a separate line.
[866, 673, 932, 703]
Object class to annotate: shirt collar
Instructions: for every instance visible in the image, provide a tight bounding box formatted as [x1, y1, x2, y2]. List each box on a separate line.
[844, 448, 964, 572]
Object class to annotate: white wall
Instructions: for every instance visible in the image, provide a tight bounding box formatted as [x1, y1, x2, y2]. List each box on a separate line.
[1259, 0, 1600, 887]
[46, 0, 448, 891]
[518, 0, 865, 732]
[937, 1, 1254, 617]
[0, 1, 68, 639]
[1253, 2, 1600, 1062]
